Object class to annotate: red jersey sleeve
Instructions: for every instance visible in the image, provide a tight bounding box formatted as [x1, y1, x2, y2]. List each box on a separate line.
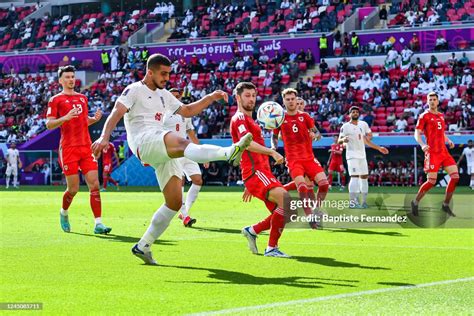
[46, 96, 59, 118]
[304, 113, 315, 129]
[415, 114, 425, 131]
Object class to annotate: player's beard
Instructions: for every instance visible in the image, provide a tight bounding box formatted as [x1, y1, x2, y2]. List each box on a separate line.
[351, 113, 359, 121]
[242, 102, 255, 112]
[152, 78, 165, 89]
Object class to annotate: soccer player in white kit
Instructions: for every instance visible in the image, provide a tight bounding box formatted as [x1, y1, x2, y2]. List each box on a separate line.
[338, 106, 389, 208]
[164, 88, 208, 227]
[5, 142, 21, 189]
[92, 54, 252, 265]
[457, 139, 474, 190]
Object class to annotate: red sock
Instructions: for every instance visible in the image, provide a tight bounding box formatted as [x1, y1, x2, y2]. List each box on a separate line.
[328, 172, 333, 185]
[307, 184, 316, 201]
[103, 176, 108, 189]
[253, 214, 272, 234]
[297, 183, 313, 216]
[109, 177, 118, 186]
[268, 208, 285, 248]
[90, 189, 102, 218]
[62, 191, 75, 210]
[283, 181, 297, 191]
[415, 178, 436, 202]
[444, 172, 459, 204]
[340, 173, 346, 186]
[316, 178, 329, 208]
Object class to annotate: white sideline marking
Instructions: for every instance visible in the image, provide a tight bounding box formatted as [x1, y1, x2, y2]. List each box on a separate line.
[188, 277, 474, 315]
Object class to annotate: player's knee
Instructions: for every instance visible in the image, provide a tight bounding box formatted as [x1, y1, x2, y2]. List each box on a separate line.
[317, 179, 329, 192]
[67, 188, 79, 196]
[450, 172, 460, 182]
[427, 177, 437, 185]
[167, 200, 182, 211]
[192, 177, 203, 186]
[88, 179, 100, 191]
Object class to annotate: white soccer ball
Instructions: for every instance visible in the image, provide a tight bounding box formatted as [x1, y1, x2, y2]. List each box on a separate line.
[257, 101, 285, 130]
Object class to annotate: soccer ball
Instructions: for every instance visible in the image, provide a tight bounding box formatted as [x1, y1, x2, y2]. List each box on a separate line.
[257, 101, 285, 130]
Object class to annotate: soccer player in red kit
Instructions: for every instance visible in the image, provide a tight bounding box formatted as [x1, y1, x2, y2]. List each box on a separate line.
[46, 65, 112, 234]
[272, 88, 329, 225]
[328, 135, 346, 190]
[101, 143, 120, 191]
[411, 92, 458, 217]
[231, 82, 291, 258]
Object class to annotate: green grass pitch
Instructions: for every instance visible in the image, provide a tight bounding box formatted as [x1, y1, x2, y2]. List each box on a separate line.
[1, 187, 473, 314]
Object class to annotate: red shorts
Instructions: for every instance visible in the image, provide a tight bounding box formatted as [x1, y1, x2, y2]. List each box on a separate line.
[245, 169, 283, 212]
[328, 159, 345, 173]
[103, 162, 112, 173]
[59, 145, 98, 176]
[287, 159, 325, 180]
[424, 151, 456, 173]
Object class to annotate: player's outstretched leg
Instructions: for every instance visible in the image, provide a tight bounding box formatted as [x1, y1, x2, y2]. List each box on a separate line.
[264, 188, 291, 258]
[182, 133, 253, 166]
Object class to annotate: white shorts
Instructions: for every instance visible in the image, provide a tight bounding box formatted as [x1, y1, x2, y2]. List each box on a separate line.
[6, 165, 18, 176]
[178, 157, 201, 181]
[347, 158, 369, 176]
[467, 165, 473, 174]
[136, 130, 183, 190]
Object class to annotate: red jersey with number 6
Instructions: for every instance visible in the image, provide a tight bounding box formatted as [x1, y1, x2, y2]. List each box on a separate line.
[47, 92, 91, 149]
[273, 112, 315, 163]
[415, 110, 448, 154]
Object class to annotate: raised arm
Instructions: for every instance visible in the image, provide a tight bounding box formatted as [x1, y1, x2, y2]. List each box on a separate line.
[87, 109, 103, 126]
[177, 91, 227, 118]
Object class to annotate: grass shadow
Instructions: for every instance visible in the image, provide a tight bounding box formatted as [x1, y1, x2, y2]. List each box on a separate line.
[70, 232, 176, 246]
[193, 227, 243, 235]
[329, 228, 406, 237]
[378, 281, 415, 286]
[159, 264, 359, 289]
[291, 256, 390, 270]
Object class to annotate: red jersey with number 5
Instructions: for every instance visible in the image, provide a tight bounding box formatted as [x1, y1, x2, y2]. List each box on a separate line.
[274, 112, 315, 163]
[415, 110, 447, 154]
[46, 92, 91, 149]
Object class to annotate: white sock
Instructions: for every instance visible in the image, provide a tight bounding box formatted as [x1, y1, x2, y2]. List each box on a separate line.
[349, 177, 360, 204]
[360, 178, 369, 204]
[60, 208, 68, 216]
[94, 217, 102, 225]
[13, 175, 18, 186]
[470, 178, 474, 188]
[180, 186, 188, 217]
[183, 143, 233, 163]
[185, 184, 201, 214]
[138, 204, 177, 251]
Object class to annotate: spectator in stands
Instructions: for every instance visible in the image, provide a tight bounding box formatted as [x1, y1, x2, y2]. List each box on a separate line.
[400, 46, 413, 71]
[319, 59, 328, 74]
[394, 115, 408, 132]
[386, 110, 396, 127]
[459, 53, 470, 67]
[0, 112, 5, 125]
[409, 33, 420, 52]
[337, 58, 349, 72]
[252, 38, 260, 60]
[461, 69, 472, 86]
[42, 163, 50, 185]
[333, 30, 342, 52]
[367, 39, 377, 54]
[101, 49, 110, 71]
[379, 5, 388, 28]
[434, 34, 448, 51]
[385, 47, 399, 70]
[342, 32, 350, 55]
[197, 120, 209, 138]
[382, 37, 393, 53]
[362, 111, 374, 127]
